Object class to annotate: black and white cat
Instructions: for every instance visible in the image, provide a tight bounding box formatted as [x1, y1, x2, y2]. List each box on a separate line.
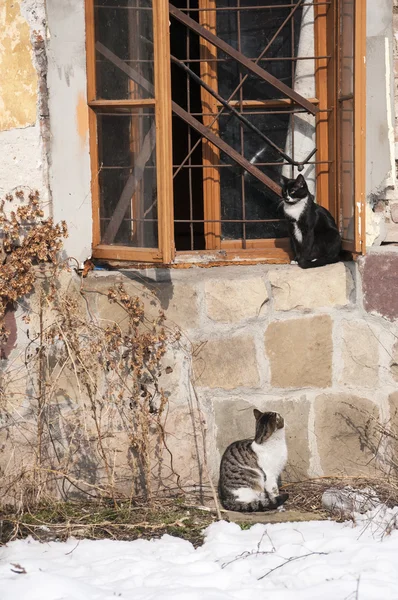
[218, 410, 288, 512]
[282, 174, 343, 269]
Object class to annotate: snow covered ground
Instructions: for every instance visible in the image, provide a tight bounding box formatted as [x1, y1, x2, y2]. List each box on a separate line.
[1, 518, 398, 600]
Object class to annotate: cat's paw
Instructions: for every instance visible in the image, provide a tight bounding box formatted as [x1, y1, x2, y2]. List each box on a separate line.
[290, 260, 298, 265]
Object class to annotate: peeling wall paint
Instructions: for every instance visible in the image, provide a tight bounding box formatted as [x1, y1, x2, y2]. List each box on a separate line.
[76, 92, 89, 147]
[0, 0, 49, 199]
[0, 0, 37, 131]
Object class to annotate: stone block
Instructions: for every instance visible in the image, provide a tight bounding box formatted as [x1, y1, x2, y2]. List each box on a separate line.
[360, 253, 398, 321]
[269, 263, 353, 311]
[204, 277, 268, 322]
[387, 392, 398, 470]
[214, 396, 310, 481]
[156, 280, 200, 330]
[89, 274, 200, 331]
[339, 320, 379, 387]
[90, 275, 161, 332]
[265, 316, 333, 388]
[314, 394, 381, 476]
[390, 341, 398, 381]
[193, 336, 259, 389]
[391, 202, 398, 224]
[156, 343, 189, 399]
[157, 406, 204, 490]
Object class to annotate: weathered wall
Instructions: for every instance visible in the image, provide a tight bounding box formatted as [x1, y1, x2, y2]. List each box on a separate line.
[2, 258, 398, 500]
[46, 0, 92, 263]
[366, 0, 398, 244]
[0, 0, 49, 199]
[0, 0, 91, 261]
[1, 0, 396, 256]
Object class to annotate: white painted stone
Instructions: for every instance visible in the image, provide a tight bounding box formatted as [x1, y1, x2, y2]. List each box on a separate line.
[46, 0, 92, 264]
[204, 277, 268, 322]
[269, 263, 353, 311]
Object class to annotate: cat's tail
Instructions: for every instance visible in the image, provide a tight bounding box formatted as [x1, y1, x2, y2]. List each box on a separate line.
[298, 256, 340, 269]
[298, 249, 353, 269]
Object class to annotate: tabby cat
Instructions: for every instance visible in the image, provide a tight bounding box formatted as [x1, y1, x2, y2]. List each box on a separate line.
[218, 410, 288, 512]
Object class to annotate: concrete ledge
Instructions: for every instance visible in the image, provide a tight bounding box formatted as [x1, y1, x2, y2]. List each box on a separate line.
[224, 509, 328, 524]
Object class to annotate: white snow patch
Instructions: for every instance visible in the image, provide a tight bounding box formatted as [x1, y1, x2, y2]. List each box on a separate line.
[1, 519, 398, 599]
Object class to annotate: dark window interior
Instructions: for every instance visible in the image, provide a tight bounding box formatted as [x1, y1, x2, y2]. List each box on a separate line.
[170, 0, 304, 249]
[170, 0, 205, 251]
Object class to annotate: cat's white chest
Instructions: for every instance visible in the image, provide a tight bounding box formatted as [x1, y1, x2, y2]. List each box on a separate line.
[283, 197, 307, 221]
[251, 430, 287, 481]
[293, 223, 303, 244]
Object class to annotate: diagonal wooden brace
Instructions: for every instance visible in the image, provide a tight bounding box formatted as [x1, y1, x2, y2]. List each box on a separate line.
[97, 42, 282, 197]
[169, 3, 318, 116]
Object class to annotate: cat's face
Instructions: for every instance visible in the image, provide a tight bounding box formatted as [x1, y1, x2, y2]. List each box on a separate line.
[253, 409, 284, 443]
[282, 174, 308, 204]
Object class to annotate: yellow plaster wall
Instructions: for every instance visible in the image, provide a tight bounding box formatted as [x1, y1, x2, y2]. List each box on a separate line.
[0, 0, 37, 131]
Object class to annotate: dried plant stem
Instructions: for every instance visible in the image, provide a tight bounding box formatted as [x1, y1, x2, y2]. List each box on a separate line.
[190, 376, 222, 521]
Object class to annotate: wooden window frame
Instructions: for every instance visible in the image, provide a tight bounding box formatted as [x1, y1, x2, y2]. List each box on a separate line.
[86, 0, 366, 265]
[86, 0, 174, 264]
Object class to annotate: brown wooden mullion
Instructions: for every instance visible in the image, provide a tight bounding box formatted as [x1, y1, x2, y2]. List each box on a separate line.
[169, 3, 318, 116]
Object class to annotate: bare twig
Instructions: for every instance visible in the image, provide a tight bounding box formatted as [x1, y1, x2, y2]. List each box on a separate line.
[258, 552, 328, 580]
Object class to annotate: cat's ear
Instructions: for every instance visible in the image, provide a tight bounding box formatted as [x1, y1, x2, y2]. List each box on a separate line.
[295, 174, 306, 187]
[253, 409, 262, 421]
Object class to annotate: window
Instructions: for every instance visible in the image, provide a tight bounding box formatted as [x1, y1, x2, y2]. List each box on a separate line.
[85, 0, 366, 264]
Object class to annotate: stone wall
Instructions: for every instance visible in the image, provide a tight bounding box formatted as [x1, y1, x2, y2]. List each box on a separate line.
[1, 0, 398, 500]
[180, 257, 397, 483]
[3, 256, 397, 500]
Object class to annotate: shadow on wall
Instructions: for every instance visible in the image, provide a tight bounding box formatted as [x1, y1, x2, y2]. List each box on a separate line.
[122, 268, 174, 311]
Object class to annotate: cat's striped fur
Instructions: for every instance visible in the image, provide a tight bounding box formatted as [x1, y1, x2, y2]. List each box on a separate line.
[218, 410, 288, 512]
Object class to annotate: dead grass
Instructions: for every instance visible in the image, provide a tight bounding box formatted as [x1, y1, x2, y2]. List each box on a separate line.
[0, 496, 219, 548]
[3, 478, 398, 548]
